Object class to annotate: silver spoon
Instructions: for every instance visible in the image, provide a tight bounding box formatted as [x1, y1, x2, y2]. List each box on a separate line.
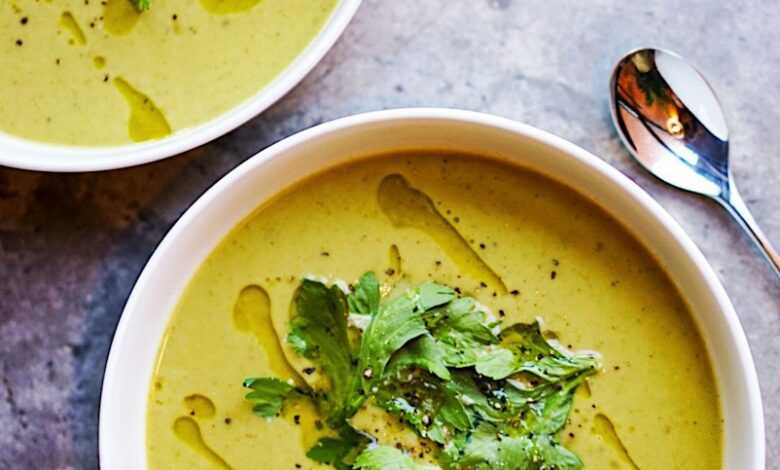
[609, 47, 779, 280]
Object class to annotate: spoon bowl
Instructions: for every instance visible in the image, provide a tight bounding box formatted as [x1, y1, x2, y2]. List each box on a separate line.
[610, 47, 779, 279]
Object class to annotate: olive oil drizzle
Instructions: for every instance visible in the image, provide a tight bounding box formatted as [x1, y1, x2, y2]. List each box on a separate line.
[377, 174, 508, 294]
[173, 417, 232, 469]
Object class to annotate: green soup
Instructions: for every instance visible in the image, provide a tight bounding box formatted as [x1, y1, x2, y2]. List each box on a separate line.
[0, 0, 337, 146]
[147, 153, 723, 469]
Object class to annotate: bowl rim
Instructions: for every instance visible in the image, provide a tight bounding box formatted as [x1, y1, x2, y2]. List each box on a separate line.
[0, 0, 362, 173]
[99, 108, 765, 468]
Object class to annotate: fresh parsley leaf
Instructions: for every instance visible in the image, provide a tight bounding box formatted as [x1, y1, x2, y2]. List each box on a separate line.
[348, 272, 381, 316]
[287, 279, 356, 425]
[473, 346, 516, 379]
[242, 377, 303, 417]
[353, 445, 425, 470]
[386, 334, 451, 381]
[476, 321, 599, 381]
[415, 281, 456, 311]
[441, 423, 582, 470]
[508, 371, 591, 435]
[130, 0, 151, 11]
[307, 426, 369, 470]
[356, 288, 429, 394]
[426, 297, 498, 368]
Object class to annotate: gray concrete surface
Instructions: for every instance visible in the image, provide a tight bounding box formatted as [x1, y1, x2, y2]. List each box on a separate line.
[1, 1, 778, 468]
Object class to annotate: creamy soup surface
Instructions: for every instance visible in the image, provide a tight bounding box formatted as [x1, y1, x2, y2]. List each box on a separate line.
[0, 0, 337, 146]
[147, 153, 722, 469]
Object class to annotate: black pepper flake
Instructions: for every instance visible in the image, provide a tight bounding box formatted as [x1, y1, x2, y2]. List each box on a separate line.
[172, 14, 178, 20]
[479, 243, 486, 249]
[20, 17, 28, 25]
[479, 281, 487, 288]
[550, 270, 557, 280]
[302, 367, 315, 375]
[295, 464, 301, 469]
[320, 251, 330, 257]
[15, 39, 23, 46]
[569, 432, 575, 438]
[510, 289, 519, 296]
[385, 268, 395, 276]
[453, 216, 460, 223]
[498, 309, 505, 317]
[224, 417, 232, 425]
[293, 415, 300, 425]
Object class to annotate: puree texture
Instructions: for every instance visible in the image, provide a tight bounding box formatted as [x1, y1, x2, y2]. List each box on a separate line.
[0, 0, 337, 146]
[147, 154, 722, 469]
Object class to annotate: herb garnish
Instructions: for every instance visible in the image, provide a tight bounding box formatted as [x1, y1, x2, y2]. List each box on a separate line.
[243, 272, 600, 469]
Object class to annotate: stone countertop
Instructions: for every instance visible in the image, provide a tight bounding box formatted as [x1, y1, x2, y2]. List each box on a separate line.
[0, 1, 778, 468]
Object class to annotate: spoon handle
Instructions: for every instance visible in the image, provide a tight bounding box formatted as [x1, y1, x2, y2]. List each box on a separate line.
[717, 183, 780, 280]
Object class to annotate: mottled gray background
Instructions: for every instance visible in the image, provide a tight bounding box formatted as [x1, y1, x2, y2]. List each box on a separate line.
[0, 1, 778, 468]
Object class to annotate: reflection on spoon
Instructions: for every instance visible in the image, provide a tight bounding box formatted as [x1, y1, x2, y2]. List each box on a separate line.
[610, 48, 779, 279]
[377, 174, 507, 294]
[173, 417, 232, 469]
[593, 413, 640, 469]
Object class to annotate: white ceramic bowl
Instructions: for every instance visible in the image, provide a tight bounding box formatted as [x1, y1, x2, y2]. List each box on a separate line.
[99, 109, 765, 469]
[0, 1, 361, 173]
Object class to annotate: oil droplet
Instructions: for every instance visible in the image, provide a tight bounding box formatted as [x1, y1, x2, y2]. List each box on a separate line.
[593, 413, 640, 469]
[388, 244, 402, 277]
[234, 285, 302, 384]
[173, 417, 232, 469]
[113, 77, 171, 142]
[103, 0, 141, 35]
[93, 56, 106, 69]
[59, 12, 86, 46]
[378, 174, 507, 294]
[199, 0, 262, 15]
[184, 394, 216, 419]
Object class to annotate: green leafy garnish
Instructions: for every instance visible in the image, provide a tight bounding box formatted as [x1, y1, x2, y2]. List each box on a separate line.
[425, 296, 498, 368]
[386, 334, 451, 380]
[353, 446, 426, 470]
[286, 279, 357, 426]
[307, 426, 369, 470]
[356, 281, 453, 395]
[244, 272, 600, 469]
[242, 377, 304, 417]
[348, 272, 381, 316]
[130, 0, 151, 11]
